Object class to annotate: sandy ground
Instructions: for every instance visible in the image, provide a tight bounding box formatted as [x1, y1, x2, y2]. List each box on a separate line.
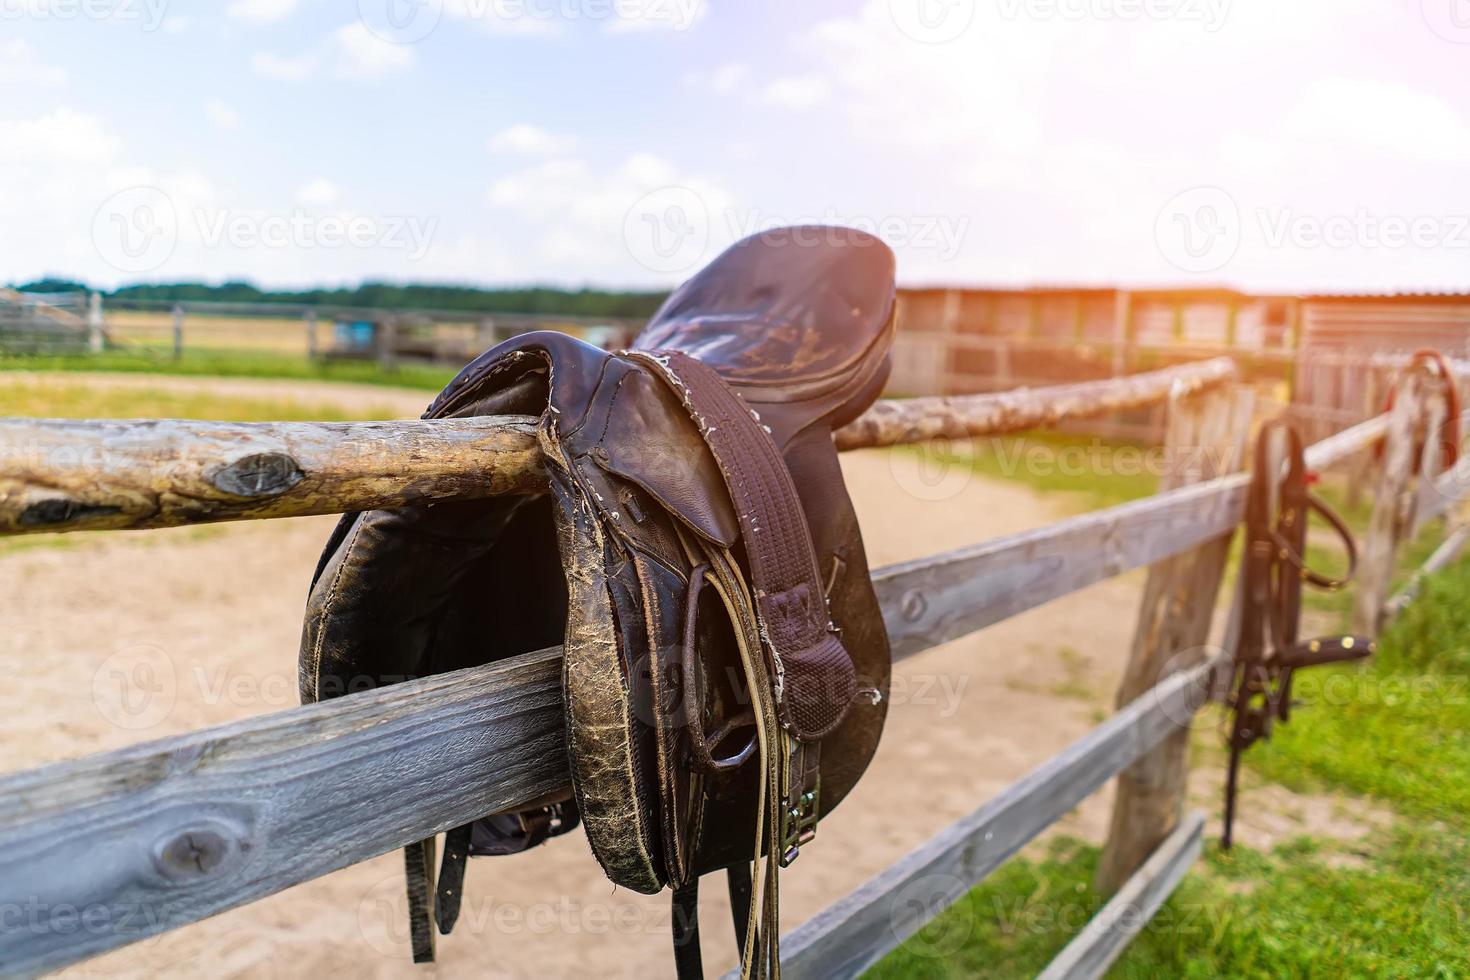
[0, 376, 1364, 978]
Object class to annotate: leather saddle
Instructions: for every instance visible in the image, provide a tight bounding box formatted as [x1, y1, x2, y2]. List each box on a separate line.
[300, 227, 897, 976]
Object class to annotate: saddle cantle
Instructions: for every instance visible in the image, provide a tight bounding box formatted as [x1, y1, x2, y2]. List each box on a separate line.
[299, 227, 897, 976]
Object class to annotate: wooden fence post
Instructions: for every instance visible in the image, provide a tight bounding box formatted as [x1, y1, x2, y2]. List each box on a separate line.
[87, 292, 105, 353]
[377, 317, 398, 372]
[1095, 383, 1253, 895]
[305, 309, 318, 361]
[1354, 372, 1426, 635]
[171, 304, 184, 360]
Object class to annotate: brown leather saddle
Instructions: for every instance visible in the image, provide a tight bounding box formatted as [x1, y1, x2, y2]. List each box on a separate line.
[299, 227, 897, 977]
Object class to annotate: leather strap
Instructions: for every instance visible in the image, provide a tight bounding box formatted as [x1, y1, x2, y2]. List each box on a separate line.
[403, 838, 437, 963]
[631, 349, 857, 740]
[727, 864, 755, 955]
[672, 878, 703, 980]
[435, 824, 474, 935]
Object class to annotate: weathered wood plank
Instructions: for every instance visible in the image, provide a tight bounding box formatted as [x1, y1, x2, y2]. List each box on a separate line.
[1094, 387, 1250, 895]
[1037, 812, 1205, 980]
[1383, 524, 1470, 622]
[0, 648, 567, 977]
[1355, 376, 1425, 634]
[743, 657, 1222, 980]
[0, 359, 1235, 536]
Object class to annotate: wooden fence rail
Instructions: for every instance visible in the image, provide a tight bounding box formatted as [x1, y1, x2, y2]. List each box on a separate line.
[0, 358, 1234, 535]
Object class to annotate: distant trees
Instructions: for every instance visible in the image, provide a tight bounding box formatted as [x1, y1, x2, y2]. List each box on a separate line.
[10, 279, 669, 318]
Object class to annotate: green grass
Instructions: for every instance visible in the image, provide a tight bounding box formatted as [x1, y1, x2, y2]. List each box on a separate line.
[870, 829, 1470, 979]
[0, 347, 456, 391]
[869, 555, 1470, 978]
[0, 376, 407, 423]
[904, 429, 1163, 512]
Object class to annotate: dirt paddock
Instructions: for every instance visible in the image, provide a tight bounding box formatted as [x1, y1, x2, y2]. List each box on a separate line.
[0, 376, 1354, 978]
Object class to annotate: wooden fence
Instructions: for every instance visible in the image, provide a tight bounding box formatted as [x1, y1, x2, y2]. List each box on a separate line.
[0, 355, 1463, 978]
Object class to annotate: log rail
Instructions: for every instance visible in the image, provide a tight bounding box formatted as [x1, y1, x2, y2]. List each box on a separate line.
[0, 357, 1234, 535]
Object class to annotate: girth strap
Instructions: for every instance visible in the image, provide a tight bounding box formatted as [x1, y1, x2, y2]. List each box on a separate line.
[630, 349, 857, 740]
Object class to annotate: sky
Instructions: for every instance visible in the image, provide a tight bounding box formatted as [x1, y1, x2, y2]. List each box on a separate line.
[3, 0, 1470, 292]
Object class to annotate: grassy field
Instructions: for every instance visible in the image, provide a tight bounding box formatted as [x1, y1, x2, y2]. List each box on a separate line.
[0, 347, 456, 391]
[0, 375, 409, 422]
[873, 431, 1470, 978]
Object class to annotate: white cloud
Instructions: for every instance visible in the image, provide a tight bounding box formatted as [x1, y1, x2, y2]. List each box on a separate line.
[204, 99, 241, 131]
[295, 177, 341, 207]
[227, 0, 300, 25]
[709, 62, 748, 95]
[330, 22, 417, 78]
[0, 108, 116, 164]
[762, 75, 831, 110]
[684, 61, 748, 95]
[0, 39, 67, 88]
[251, 23, 416, 82]
[1285, 77, 1470, 163]
[250, 50, 318, 82]
[486, 152, 738, 283]
[488, 124, 577, 156]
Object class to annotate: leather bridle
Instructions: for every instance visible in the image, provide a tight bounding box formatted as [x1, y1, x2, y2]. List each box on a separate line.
[1222, 418, 1375, 849]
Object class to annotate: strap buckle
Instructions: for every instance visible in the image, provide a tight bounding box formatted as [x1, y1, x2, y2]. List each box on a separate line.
[778, 736, 821, 867]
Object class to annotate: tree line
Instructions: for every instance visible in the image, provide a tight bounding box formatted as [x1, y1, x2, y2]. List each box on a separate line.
[13, 279, 670, 319]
